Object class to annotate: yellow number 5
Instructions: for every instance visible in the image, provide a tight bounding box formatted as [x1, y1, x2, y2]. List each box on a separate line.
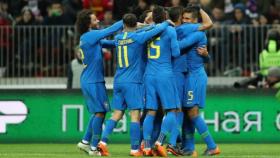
[188, 91, 193, 101]
[148, 37, 160, 59]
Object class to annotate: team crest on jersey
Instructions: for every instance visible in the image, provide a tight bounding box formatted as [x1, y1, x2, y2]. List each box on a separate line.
[104, 101, 109, 110]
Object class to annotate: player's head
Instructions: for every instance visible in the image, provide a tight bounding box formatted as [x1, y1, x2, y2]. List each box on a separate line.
[169, 6, 183, 25]
[152, 5, 166, 24]
[182, 6, 199, 23]
[139, 10, 153, 24]
[123, 13, 137, 29]
[265, 29, 280, 51]
[76, 9, 100, 36]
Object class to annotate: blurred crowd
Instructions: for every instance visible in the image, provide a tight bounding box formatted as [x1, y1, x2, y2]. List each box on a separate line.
[0, 0, 279, 27]
[0, 0, 280, 79]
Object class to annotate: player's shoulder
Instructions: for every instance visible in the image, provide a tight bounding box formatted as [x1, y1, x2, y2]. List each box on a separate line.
[166, 26, 176, 33]
[80, 30, 99, 43]
[114, 32, 123, 40]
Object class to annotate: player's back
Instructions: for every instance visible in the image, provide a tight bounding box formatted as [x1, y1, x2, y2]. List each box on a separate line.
[145, 26, 180, 76]
[80, 31, 104, 84]
[114, 32, 146, 83]
[173, 23, 200, 72]
[186, 31, 207, 72]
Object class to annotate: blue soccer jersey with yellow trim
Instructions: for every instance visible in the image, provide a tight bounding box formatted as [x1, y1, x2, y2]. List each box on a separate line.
[79, 20, 123, 84]
[113, 22, 169, 84]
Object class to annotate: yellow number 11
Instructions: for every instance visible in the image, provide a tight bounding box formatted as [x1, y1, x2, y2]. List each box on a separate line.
[118, 46, 129, 68]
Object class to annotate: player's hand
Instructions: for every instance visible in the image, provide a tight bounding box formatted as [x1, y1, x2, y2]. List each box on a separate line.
[197, 46, 208, 57]
[166, 19, 175, 26]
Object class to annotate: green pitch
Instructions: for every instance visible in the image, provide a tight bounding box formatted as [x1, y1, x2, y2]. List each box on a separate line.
[0, 144, 279, 158]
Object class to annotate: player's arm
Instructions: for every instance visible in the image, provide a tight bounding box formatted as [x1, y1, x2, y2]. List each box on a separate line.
[198, 9, 213, 31]
[179, 31, 203, 50]
[100, 39, 115, 48]
[170, 28, 180, 58]
[136, 24, 155, 33]
[136, 21, 169, 44]
[88, 20, 123, 44]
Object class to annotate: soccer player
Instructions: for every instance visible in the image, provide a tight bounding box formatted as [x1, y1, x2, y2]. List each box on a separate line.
[138, 10, 166, 154]
[178, 6, 221, 156]
[97, 13, 172, 157]
[75, 9, 123, 156]
[166, 6, 213, 156]
[142, 6, 181, 157]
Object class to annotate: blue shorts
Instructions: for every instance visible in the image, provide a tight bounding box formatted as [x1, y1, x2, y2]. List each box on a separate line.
[112, 83, 144, 110]
[183, 68, 207, 108]
[144, 75, 180, 110]
[81, 82, 110, 113]
[174, 72, 186, 108]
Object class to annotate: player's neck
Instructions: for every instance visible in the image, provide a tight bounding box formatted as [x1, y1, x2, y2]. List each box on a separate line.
[175, 21, 181, 26]
[124, 26, 136, 32]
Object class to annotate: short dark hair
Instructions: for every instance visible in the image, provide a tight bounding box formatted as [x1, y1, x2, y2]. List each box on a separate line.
[123, 13, 137, 28]
[152, 6, 166, 24]
[169, 6, 183, 22]
[183, 6, 199, 19]
[139, 10, 152, 23]
[76, 9, 93, 36]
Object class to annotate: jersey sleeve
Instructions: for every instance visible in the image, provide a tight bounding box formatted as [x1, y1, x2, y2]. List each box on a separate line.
[178, 31, 204, 50]
[87, 20, 123, 45]
[169, 27, 180, 58]
[136, 21, 169, 44]
[100, 39, 116, 48]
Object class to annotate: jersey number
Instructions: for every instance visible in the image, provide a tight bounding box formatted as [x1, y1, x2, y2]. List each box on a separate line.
[148, 37, 160, 59]
[187, 91, 194, 101]
[79, 48, 87, 68]
[118, 46, 129, 68]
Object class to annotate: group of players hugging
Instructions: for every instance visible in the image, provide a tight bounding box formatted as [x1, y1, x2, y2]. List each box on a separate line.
[75, 3, 221, 157]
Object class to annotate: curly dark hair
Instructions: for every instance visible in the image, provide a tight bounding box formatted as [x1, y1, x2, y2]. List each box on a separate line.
[76, 9, 93, 36]
[152, 6, 166, 24]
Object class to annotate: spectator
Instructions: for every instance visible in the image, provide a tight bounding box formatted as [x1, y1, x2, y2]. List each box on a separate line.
[227, 3, 250, 24]
[82, 0, 112, 20]
[259, 29, 280, 77]
[211, 7, 226, 24]
[267, 0, 280, 24]
[16, 7, 38, 73]
[63, 0, 83, 24]
[245, 0, 258, 19]
[0, 1, 13, 71]
[252, 14, 268, 26]
[132, 0, 150, 20]
[43, 1, 72, 75]
[112, 0, 137, 20]
[99, 10, 114, 27]
[99, 10, 114, 76]
[169, 0, 188, 7]
[67, 46, 83, 89]
[43, 1, 72, 25]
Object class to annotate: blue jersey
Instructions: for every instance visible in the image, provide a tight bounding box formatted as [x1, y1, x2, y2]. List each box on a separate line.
[145, 26, 180, 76]
[114, 22, 169, 84]
[173, 23, 200, 72]
[79, 20, 123, 83]
[179, 31, 207, 71]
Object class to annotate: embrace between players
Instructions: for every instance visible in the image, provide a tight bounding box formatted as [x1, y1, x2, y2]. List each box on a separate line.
[76, 4, 221, 157]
